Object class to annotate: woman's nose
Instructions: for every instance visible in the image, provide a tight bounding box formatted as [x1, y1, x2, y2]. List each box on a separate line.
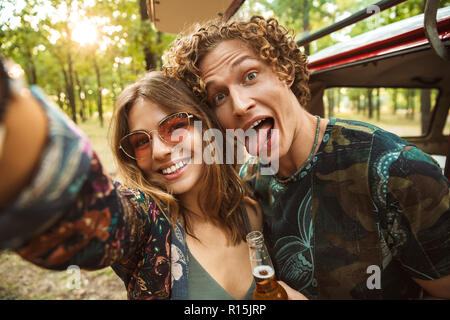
[151, 134, 172, 161]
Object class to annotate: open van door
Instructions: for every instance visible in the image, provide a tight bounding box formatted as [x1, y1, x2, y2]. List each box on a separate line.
[146, 0, 244, 34]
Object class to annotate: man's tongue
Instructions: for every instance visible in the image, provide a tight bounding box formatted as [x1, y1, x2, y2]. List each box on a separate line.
[246, 121, 272, 156]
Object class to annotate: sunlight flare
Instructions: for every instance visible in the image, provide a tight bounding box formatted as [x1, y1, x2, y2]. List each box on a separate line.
[72, 20, 98, 46]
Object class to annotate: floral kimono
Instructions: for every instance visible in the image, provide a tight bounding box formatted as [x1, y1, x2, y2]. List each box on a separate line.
[0, 86, 190, 299]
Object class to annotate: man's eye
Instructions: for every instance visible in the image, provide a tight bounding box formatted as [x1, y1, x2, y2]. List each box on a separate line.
[246, 72, 257, 81]
[214, 93, 226, 105]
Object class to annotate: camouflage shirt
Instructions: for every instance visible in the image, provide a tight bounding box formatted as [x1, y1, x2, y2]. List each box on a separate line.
[239, 118, 450, 299]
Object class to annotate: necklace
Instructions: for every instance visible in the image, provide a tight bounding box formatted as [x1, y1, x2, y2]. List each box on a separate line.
[274, 115, 321, 184]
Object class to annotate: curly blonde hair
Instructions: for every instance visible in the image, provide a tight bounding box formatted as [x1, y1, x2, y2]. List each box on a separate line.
[164, 15, 310, 107]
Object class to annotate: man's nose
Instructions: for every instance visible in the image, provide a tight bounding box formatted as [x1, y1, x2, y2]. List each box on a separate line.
[230, 86, 254, 116]
[151, 134, 172, 161]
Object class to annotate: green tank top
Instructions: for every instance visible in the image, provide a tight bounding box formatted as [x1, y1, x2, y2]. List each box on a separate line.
[187, 206, 256, 300]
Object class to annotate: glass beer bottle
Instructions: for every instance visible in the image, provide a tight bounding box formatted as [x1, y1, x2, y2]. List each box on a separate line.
[246, 230, 288, 300]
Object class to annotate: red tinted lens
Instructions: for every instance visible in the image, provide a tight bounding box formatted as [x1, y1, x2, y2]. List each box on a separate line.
[127, 132, 150, 159]
[159, 113, 190, 144]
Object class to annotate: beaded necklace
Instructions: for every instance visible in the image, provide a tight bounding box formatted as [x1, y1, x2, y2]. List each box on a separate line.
[274, 115, 321, 184]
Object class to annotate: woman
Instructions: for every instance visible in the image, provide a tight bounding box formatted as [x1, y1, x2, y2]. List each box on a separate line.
[110, 71, 264, 299]
[0, 64, 263, 299]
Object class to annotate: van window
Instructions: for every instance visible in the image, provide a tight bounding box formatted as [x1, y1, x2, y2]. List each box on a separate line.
[323, 87, 443, 137]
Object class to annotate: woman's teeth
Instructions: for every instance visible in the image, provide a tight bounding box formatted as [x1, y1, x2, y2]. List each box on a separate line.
[162, 160, 188, 175]
[249, 119, 264, 130]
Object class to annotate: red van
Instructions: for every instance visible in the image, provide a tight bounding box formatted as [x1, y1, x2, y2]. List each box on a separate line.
[303, 3, 450, 177]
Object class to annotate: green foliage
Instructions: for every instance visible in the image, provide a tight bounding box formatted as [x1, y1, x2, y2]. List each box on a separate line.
[242, 0, 450, 54]
[1, 0, 448, 124]
[0, 0, 175, 125]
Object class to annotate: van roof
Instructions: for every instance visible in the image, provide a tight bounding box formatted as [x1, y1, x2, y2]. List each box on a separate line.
[308, 6, 450, 73]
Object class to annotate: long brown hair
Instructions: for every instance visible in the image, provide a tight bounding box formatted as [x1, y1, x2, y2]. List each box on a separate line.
[110, 71, 250, 245]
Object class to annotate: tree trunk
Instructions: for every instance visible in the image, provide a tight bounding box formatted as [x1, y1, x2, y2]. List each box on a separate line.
[357, 94, 361, 114]
[367, 88, 373, 119]
[74, 71, 87, 122]
[139, 0, 157, 71]
[376, 88, 380, 121]
[93, 56, 104, 127]
[25, 49, 37, 85]
[66, 52, 77, 123]
[157, 31, 163, 69]
[87, 97, 93, 118]
[143, 47, 157, 71]
[420, 89, 431, 135]
[60, 61, 77, 124]
[117, 62, 124, 92]
[326, 89, 334, 117]
[406, 89, 415, 119]
[392, 89, 398, 115]
[302, 0, 310, 55]
[63, 21, 77, 124]
[336, 88, 341, 113]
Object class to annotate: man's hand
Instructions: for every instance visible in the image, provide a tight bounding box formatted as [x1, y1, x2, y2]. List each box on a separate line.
[413, 274, 450, 299]
[278, 281, 308, 300]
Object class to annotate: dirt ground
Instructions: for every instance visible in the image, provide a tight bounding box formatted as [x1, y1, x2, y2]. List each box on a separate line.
[0, 251, 127, 300]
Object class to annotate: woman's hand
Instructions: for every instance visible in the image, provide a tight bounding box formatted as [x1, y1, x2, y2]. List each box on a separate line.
[278, 281, 309, 300]
[0, 89, 48, 209]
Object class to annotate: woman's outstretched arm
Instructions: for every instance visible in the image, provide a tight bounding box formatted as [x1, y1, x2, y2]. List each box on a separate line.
[0, 84, 48, 210]
[0, 82, 162, 272]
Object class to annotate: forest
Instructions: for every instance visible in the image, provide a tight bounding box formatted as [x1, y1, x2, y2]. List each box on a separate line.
[1, 0, 448, 130]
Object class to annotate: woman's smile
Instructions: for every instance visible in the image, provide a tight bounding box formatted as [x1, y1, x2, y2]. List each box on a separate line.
[159, 158, 191, 180]
[128, 99, 204, 195]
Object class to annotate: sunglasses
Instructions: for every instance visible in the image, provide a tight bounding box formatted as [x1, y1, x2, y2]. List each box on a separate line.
[119, 112, 194, 160]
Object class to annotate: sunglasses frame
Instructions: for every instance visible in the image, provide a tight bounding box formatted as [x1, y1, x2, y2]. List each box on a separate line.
[119, 111, 194, 160]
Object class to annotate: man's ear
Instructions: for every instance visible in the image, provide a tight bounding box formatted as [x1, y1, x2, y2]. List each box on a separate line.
[286, 76, 294, 88]
[286, 69, 295, 88]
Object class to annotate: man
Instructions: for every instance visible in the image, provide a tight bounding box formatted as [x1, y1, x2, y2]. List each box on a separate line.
[164, 16, 450, 299]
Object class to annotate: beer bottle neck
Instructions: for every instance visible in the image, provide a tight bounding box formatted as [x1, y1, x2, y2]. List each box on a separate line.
[247, 231, 288, 300]
[247, 231, 275, 270]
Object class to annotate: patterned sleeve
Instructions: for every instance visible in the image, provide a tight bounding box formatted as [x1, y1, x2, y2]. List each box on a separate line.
[385, 144, 450, 280]
[0, 86, 157, 271]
